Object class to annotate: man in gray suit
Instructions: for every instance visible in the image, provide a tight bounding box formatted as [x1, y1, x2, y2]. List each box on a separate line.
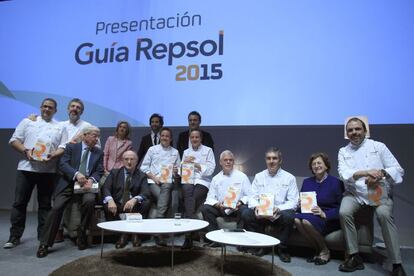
[37, 126, 104, 257]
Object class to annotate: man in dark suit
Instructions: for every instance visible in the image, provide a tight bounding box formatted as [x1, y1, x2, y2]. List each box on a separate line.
[102, 150, 151, 248]
[37, 126, 104, 257]
[137, 113, 164, 164]
[177, 111, 214, 158]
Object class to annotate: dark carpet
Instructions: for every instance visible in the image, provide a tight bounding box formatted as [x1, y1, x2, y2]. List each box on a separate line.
[50, 246, 291, 275]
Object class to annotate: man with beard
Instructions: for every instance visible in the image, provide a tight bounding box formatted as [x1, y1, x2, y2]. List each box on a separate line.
[338, 117, 406, 276]
[4, 98, 64, 249]
[137, 113, 164, 165]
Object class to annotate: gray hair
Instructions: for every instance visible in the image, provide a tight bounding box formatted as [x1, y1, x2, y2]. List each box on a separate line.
[220, 150, 234, 160]
[82, 125, 100, 136]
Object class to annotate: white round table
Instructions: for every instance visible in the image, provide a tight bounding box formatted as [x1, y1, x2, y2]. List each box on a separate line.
[97, 219, 208, 270]
[206, 229, 280, 275]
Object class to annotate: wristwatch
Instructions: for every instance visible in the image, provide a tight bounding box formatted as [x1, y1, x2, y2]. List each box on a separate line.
[381, 169, 389, 179]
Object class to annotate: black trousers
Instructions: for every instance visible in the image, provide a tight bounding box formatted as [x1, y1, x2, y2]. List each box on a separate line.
[103, 199, 152, 221]
[9, 171, 56, 240]
[182, 184, 208, 219]
[40, 188, 96, 247]
[200, 204, 247, 232]
[240, 208, 295, 247]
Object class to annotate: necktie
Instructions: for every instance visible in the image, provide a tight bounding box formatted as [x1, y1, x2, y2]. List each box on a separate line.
[153, 135, 157, 145]
[122, 173, 131, 205]
[79, 148, 89, 175]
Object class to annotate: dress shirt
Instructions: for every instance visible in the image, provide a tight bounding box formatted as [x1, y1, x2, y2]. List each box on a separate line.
[338, 138, 404, 204]
[140, 144, 180, 184]
[181, 144, 216, 188]
[9, 116, 63, 173]
[103, 136, 133, 171]
[249, 168, 299, 211]
[59, 119, 101, 149]
[205, 169, 251, 206]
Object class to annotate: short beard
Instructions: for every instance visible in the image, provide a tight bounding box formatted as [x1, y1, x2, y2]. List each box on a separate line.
[69, 112, 80, 123]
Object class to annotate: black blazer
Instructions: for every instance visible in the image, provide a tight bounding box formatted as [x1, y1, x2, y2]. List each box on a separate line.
[176, 130, 214, 158]
[102, 167, 151, 205]
[55, 142, 104, 195]
[137, 134, 153, 165]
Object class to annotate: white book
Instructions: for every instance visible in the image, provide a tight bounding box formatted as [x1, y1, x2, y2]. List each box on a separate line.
[257, 193, 274, 216]
[159, 164, 173, 183]
[32, 139, 51, 161]
[181, 163, 195, 184]
[223, 186, 240, 209]
[74, 181, 99, 194]
[300, 191, 317, 213]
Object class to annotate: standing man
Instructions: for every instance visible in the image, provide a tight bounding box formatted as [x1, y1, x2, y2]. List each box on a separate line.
[4, 98, 64, 249]
[36, 126, 104, 257]
[137, 113, 164, 164]
[338, 117, 406, 276]
[177, 111, 214, 158]
[241, 147, 298, 262]
[200, 150, 251, 246]
[103, 150, 152, 248]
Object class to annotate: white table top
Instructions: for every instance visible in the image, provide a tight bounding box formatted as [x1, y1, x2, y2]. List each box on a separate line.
[97, 219, 208, 235]
[206, 230, 280, 247]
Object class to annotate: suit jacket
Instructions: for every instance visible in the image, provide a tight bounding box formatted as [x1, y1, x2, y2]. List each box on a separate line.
[137, 134, 153, 165]
[177, 130, 214, 158]
[102, 167, 151, 205]
[55, 142, 104, 195]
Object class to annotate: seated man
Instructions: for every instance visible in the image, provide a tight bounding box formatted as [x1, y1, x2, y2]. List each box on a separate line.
[241, 147, 298, 262]
[200, 150, 251, 247]
[102, 150, 151, 248]
[37, 126, 104, 258]
[338, 117, 406, 276]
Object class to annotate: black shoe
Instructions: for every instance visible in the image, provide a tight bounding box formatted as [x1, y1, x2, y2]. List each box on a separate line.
[277, 247, 291, 263]
[338, 254, 364, 272]
[181, 237, 193, 250]
[392, 264, 407, 276]
[3, 236, 20, 249]
[115, 234, 128, 249]
[76, 230, 87, 250]
[36, 245, 48, 258]
[132, 235, 141, 247]
[314, 257, 330, 265]
[306, 255, 318, 263]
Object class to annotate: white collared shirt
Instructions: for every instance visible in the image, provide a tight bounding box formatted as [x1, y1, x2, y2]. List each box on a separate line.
[9, 116, 63, 173]
[59, 119, 101, 149]
[249, 168, 299, 211]
[205, 169, 251, 206]
[140, 144, 180, 184]
[181, 144, 216, 188]
[338, 138, 404, 204]
[151, 131, 159, 146]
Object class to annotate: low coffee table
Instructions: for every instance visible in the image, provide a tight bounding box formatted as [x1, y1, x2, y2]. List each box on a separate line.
[206, 229, 280, 275]
[97, 219, 208, 270]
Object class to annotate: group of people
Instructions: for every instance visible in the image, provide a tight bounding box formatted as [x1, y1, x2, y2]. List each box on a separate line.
[3, 97, 406, 276]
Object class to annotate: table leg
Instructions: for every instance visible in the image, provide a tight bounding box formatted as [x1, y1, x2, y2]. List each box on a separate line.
[171, 234, 174, 270]
[271, 246, 274, 274]
[100, 229, 104, 259]
[221, 245, 224, 276]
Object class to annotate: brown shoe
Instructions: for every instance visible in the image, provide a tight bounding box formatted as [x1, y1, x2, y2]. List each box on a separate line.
[115, 234, 129, 249]
[54, 229, 64, 243]
[132, 235, 141, 247]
